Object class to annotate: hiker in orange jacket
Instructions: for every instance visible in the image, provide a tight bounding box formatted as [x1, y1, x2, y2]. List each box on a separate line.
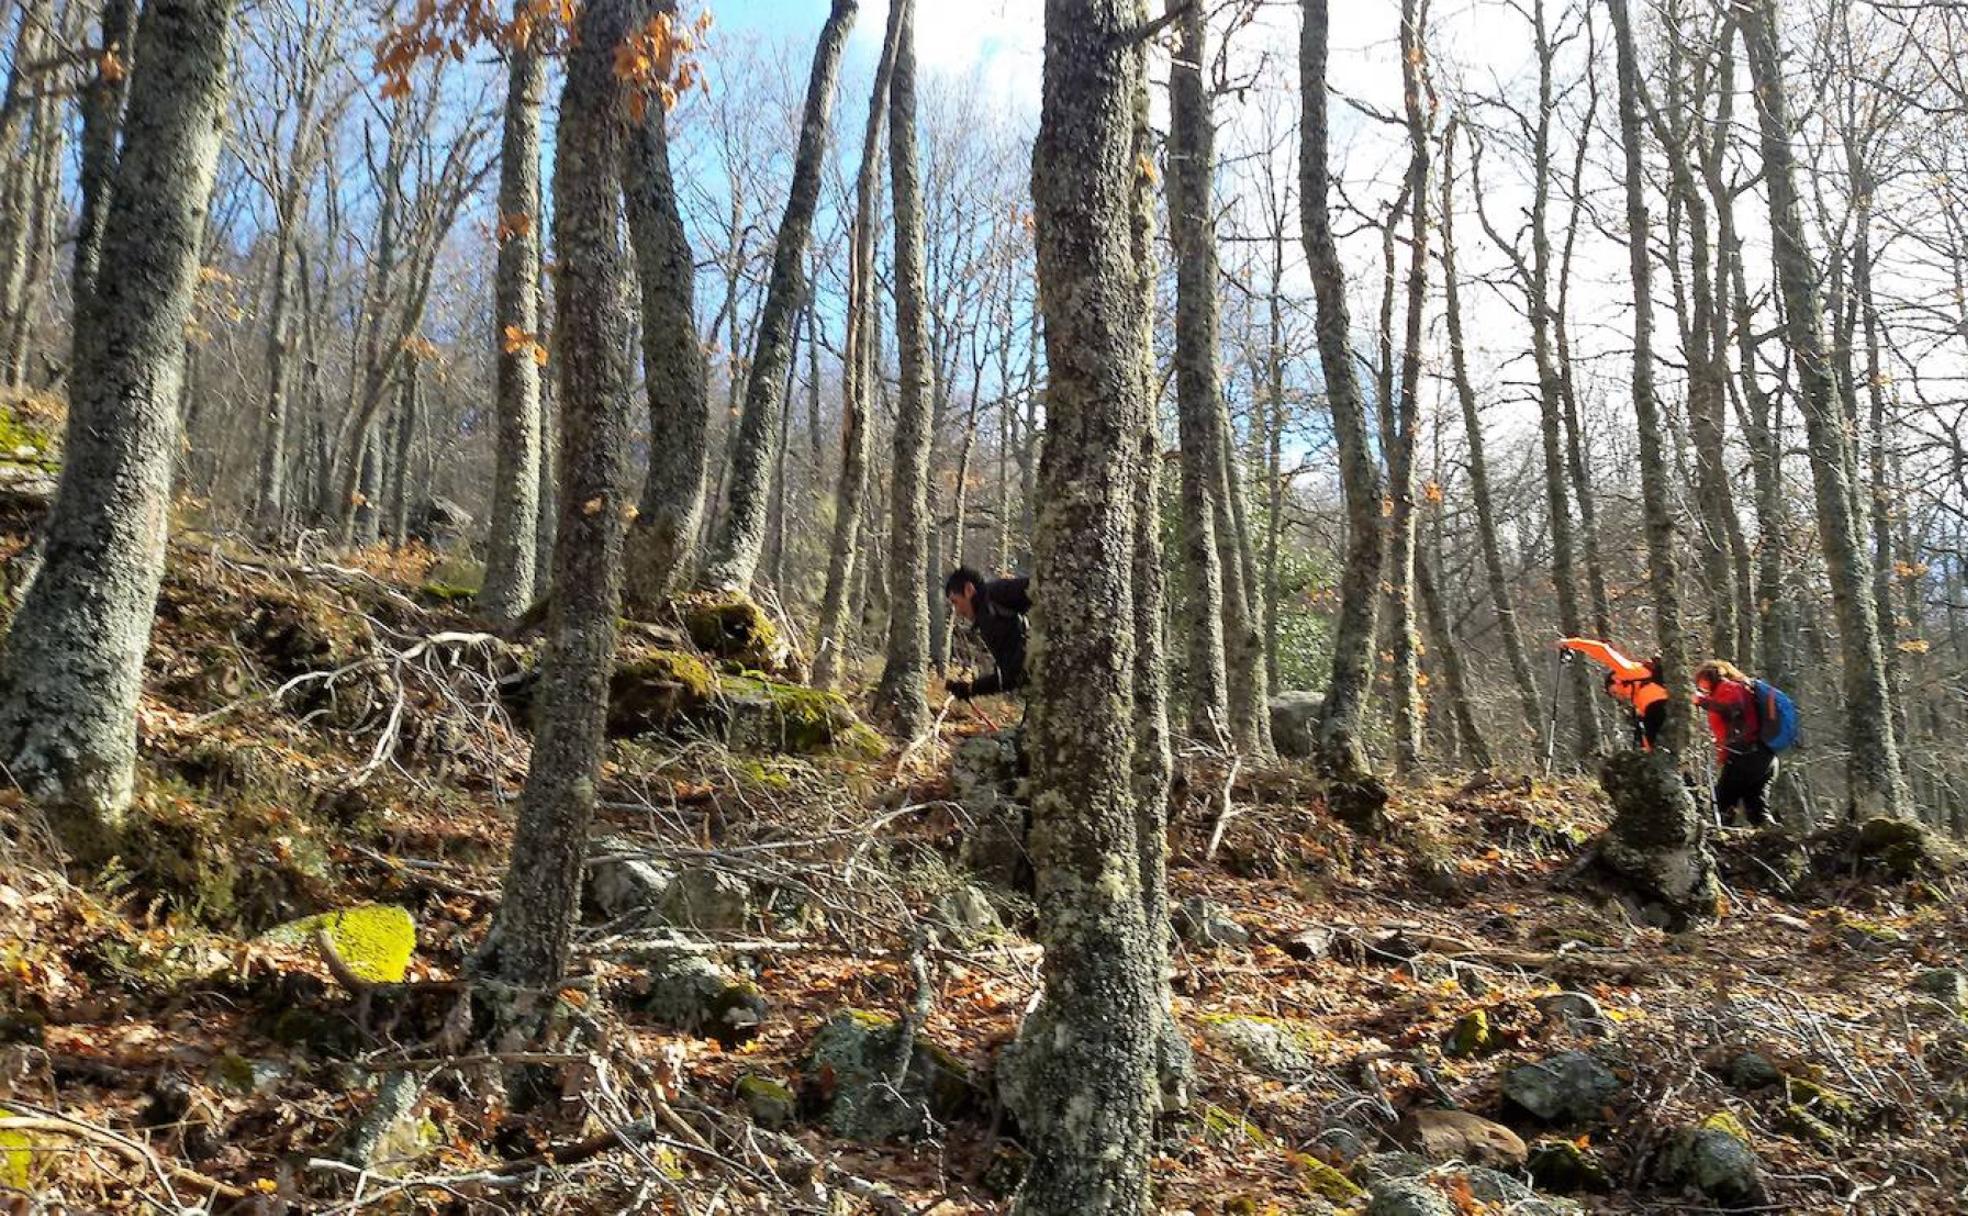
[1558, 638, 1668, 751]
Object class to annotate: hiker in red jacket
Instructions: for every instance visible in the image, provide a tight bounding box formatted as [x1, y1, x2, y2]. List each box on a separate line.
[1694, 659, 1778, 827]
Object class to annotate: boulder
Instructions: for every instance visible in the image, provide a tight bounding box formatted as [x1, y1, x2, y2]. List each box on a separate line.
[933, 884, 1004, 946]
[1502, 1052, 1620, 1123]
[1352, 1151, 1434, 1188]
[952, 729, 1031, 890]
[587, 839, 678, 925]
[617, 940, 764, 1048]
[340, 1073, 438, 1174]
[1912, 968, 1968, 1011]
[676, 591, 797, 677]
[1594, 751, 1720, 929]
[1283, 925, 1338, 962]
[1527, 1137, 1612, 1193]
[410, 496, 473, 550]
[1843, 816, 1962, 881]
[1663, 1113, 1766, 1207]
[1196, 1013, 1323, 1079]
[735, 1073, 795, 1129]
[1535, 991, 1606, 1034]
[659, 866, 752, 934]
[1173, 897, 1249, 948]
[1366, 1179, 1454, 1216]
[800, 1009, 975, 1142]
[1443, 1009, 1496, 1058]
[1401, 1108, 1527, 1168]
[1269, 691, 1327, 759]
[1725, 1051, 1783, 1091]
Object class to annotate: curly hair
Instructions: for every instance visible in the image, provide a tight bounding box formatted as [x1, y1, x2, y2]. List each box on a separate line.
[1694, 658, 1750, 688]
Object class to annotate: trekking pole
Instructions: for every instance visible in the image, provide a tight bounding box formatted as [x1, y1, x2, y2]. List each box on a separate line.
[1542, 647, 1569, 776]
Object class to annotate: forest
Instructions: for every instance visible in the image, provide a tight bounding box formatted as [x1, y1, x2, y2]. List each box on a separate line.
[0, 0, 1965, 1211]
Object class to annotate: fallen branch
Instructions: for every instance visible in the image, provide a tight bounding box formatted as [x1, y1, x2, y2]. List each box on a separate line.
[0, 1113, 249, 1202]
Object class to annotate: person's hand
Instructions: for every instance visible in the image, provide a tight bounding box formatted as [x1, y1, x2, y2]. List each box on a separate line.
[945, 678, 973, 701]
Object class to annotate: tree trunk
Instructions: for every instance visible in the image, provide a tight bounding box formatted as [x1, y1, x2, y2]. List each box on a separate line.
[698, 0, 857, 592]
[1299, 0, 1384, 788]
[0, 0, 236, 858]
[387, 357, 418, 547]
[876, 0, 933, 738]
[1738, 0, 1904, 818]
[255, 220, 299, 536]
[810, 0, 901, 689]
[72, 0, 138, 319]
[1417, 555, 1492, 769]
[1608, 0, 1693, 755]
[482, 0, 638, 993]
[621, 82, 710, 609]
[480, 31, 547, 622]
[1441, 117, 1541, 744]
[1007, 0, 1159, 1207]
[1386, 0, 1432, 773]
[1166, 0, 1230, 745]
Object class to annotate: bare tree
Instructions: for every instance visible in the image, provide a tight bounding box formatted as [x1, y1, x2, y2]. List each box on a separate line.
[0, 0, 238, 856]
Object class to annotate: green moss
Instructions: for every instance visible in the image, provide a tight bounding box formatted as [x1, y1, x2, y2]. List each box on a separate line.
[417, 581, 477, 603]
[608, 647, 719, 736]
[1783, 1077, 1857, 1126]
[262, 904, 416, 984]
[721, 675, 885, 757]
[1297, 1155, 1364, 1202]
[0, 399, 56, 463]
[1446, 1008, 1496, 1058]
[1200, 1103, 1271, 1147]
[1527, 1138, 1611, 1193]
[0, 1104, 35, 1190]
[1779, 1104, 1843, 1148]
[680, 592, 781, 667]
[1700, 1110, 1751, 1144]
[736, 1073, 796, 1129]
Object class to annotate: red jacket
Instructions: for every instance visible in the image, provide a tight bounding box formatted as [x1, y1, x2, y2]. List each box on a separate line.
[1698, 679, 1760, 761]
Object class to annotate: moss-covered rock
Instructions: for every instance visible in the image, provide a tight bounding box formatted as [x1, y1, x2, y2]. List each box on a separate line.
[1298, 1153, 1366, 1203]
[1595, 751, 1720, 930]
[1527, 1137, 1612, 1193]
[800, 1009, 977, 1142]
[1913, 968, 1968, 1011]
[262, 904, 417, 984]
[1197, 1012, 1325, 1078]
[722, 675, 884, 757]
[115, 774, 337, 932]
[1199, 1103, 1272, 1147]
[951, 728, 1030, 890]
[607, 648, 717, 736]
[340, 1072, 440, 1175]
[1819, 816, 1964, 882]
[1662, 1112, 1765, 1207]
[1445, 1008, 1496, 1058]
[677, 591, 790, 674]
[736, 1073, 795, 1129]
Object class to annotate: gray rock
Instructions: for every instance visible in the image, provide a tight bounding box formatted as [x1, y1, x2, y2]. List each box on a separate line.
[1352, 1151, 1433, 1187]
[620, 938, 765, 1047]
[1726, 1051, 1783, 1091]
[1284, 925, 1338, 961]
[1312, 1122, 1374, 1162]
[933, 884, 1004, 946]
[1665, 1119, 1765, 1206]
[803, 1009, 974, 1142]
[1596, 751, 1721, 929]
[340, 1072, 436, 1173]
[952, 730, 1030, 890]
[1912, 968, 1968, 1011]
[735, 1073, 795, 1129]
[1196, 1014, 1320, 1078]
[1173, 896, 1249, 948]
[659, 866, 752, 933]
[1503, 1051, 1621, 1122]
[1535, 991, 1605, 1031]
[1270, 691, 1327, 759]
[1366, 1178, 1454, 1216]
[588, 838, 678, 925]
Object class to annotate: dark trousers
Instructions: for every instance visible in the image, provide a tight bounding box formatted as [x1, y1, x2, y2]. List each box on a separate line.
[1716, 745, 1779, 826]
[1633, 701, 1666, 750]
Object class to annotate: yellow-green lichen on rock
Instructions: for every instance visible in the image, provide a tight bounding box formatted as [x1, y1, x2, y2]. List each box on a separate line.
[0, 1105, 35, 1190]
[1296, 1153, 1366, 1203]
[720, 675, 884, 757]
[1199, 1103, 1271, 1147]
[263, 903, 416, 983]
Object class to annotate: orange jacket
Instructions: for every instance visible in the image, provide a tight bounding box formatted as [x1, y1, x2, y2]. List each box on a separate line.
[1559, 638, 1668, 716]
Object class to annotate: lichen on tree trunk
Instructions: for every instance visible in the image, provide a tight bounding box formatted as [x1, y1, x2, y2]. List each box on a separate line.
[0, 0, 238, 858]
[1006, 1, 1162, 1208]
[481, 0, 637, 994]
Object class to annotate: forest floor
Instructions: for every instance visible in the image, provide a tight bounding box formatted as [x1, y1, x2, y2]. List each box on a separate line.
[0, 538, 1964, 1214]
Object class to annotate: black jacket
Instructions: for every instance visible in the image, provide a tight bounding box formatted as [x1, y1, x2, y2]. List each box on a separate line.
[966, 576, 1030, 696]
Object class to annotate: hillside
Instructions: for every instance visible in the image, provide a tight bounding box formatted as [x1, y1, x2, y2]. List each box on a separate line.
[0, 543, 1961, 1214]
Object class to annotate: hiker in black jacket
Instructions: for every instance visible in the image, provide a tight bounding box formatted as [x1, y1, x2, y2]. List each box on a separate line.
[943, 566, 1029, 699]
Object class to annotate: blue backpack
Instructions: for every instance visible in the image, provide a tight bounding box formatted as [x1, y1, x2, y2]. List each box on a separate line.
[1750, 679, 1799, 752]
